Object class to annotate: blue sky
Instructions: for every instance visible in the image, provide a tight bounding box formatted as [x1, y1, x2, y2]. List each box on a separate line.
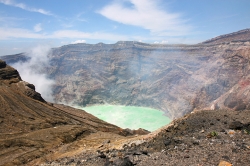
[0, 0, 250, 55]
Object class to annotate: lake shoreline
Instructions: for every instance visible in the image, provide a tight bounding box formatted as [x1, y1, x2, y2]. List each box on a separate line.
[75, 105, 171, 132]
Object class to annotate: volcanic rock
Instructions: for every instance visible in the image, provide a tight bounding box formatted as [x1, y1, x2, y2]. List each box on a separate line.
[124, 128, 150, 135]
[0, 60, 45, 102]
[0, 59, 21, 82]
[0, 59, 6, 68]
[218, 160, 232, 166]
[229, 121, 244, 130]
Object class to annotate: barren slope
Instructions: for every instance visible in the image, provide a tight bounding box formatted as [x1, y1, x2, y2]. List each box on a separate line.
[0, 60, 144, 166]
[40, 109, 250, 166]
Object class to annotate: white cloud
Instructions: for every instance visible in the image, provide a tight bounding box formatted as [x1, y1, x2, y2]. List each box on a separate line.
[71, 39, 86, 44]
[51, 30, 129, 41]
[76, 12, 87, 22]
[154, 40, 168, 44]
[34, 23, 42, 32]
[0, 16, 27, 22]
[0, 0, 54, 16]
[0, 26, 198, 44]
[0, 27, 44, 39]
[0, 27, 130, 41]
[161, 40, 168, 44]
[52, 30, 90, 38]
[98, 0, 192, 36]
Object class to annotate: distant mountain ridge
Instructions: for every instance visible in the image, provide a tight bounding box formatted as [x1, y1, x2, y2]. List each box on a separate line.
[0, 53, 29, 64]
[201, 28, 250, 44]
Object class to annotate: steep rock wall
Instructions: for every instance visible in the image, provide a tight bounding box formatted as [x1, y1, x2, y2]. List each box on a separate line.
[46, 40, 250, 118]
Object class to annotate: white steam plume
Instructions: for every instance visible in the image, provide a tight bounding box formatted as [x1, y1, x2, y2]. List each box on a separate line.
[12, 45, 55, 102]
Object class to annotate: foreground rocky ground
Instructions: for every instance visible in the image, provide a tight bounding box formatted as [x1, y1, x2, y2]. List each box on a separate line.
[39, 109, 250, 166]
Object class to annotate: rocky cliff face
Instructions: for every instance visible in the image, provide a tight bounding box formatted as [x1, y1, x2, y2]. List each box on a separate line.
[2, 29, 250, 119]
[46, 29, 250, 118]
[0, 59, 45, 102]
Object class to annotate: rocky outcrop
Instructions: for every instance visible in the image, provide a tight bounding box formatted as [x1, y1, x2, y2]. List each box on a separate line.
[0, 59, 6, 68]
[0, 59, 21, 82]
[124, 128, 150, 135]
[0, 59, 45, 102]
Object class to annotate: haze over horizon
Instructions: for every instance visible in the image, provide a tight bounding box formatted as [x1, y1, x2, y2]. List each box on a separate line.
[0, 0, 250, 55]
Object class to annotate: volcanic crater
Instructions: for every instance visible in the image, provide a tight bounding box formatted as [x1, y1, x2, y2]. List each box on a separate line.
[1, 29, 250, 166]
[10, 28, 250, 119]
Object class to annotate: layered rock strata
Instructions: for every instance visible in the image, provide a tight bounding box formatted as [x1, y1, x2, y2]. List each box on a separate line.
[47, 31, 250, 118]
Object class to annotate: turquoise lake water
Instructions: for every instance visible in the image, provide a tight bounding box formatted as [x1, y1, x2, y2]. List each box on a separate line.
[77, 105, 171, 132]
